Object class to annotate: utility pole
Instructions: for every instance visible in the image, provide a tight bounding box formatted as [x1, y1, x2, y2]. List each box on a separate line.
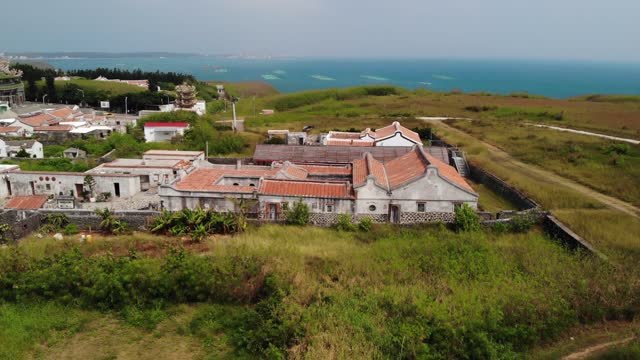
[77, 89, 84, 107]
[125, 96, 128, 115]
[232, 98, 237, 132]
[42, 94, 48, 104]
[253, 95, 256, 118]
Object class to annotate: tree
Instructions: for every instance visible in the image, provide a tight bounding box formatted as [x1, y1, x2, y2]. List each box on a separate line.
[285, 199, 310, 225]
[27, 79, 38, 101]
[454, 204, 481, 232]
[60, 83, 83, 104]
[45, 76, 57, 102]
[84, 175, 97, 198]
[15, 148, 30, 158]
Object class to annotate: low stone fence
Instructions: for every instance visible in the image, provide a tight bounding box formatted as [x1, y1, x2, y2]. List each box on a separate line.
[37, 209, 160, 231]
[468, 163, 539, 211]
[543, 215, 607, 260]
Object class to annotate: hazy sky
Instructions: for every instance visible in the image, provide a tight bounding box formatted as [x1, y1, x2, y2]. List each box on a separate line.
[4, 0, 640, 61]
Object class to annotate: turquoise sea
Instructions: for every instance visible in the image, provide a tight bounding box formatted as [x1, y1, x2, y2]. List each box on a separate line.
[46, 57, 640, 98]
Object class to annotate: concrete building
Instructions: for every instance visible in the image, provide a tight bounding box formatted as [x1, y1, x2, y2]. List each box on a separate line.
[87, 158, 193, 190]
[159, 146, 478, 224]
[0, 164, 20, 198]
[144, 122, 189, 142]
[63, 147, 87, 159]
[1, 140, 44, 158]
[267, 130, 308, 145]
[6, 171, 141, 199]
[143, 150, 205, 162]
[324, 121, 422, 147]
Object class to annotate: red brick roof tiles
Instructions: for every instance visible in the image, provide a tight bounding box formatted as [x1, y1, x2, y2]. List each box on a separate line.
[175, 168, 275, 192]
[0, 126, 20, 133]
[260, 179, 353, 199]
[19, 113, 57, 127]
[33, 125, 73, 132]
[326, 139, 375, 146]
[5, 195, 48, 210]
[374, 121, 421, 143]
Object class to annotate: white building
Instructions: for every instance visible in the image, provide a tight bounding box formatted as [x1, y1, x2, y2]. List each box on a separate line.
[87, 158, 194, 190]
[143, 122, 190, 142]
[324, 121, 422, 147]
[159, 146, 478, 224]
[0, 140, 44, 158]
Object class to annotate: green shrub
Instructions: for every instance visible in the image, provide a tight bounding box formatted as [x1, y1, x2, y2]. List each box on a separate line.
[285, 200, 309, 226]
[335, 214, 356, 232]
[454, 204, 481, 232]
[508, 215, 536, 233]
[357, 217, 373, 232]
[603, 143, 630, 155]
[43, 213, 69, 231]
[62, 223, 79, 235]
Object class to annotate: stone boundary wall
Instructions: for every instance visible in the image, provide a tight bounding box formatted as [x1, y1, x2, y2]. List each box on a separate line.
[543, 215, 607, 260]
[38, 209, 161, 231]
[468, 163, 539, 211]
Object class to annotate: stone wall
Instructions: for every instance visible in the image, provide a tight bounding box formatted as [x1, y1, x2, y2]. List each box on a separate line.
[543, 215, 606, 259]
[468, 163, 538, 210]
[399, 212, 455, 224]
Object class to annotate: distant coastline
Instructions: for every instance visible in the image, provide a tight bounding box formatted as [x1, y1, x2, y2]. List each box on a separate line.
[11, 53, 639, 97]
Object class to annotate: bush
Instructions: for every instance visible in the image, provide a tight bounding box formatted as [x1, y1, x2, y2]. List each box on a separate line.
[62, 223, 79, 235]
[335, 214, 356, 231]
[357, 217, 373, 232]
[150, 208, 241, 241]
[508, 215, 536, 233]
[454, 204, 481, 232]
[285, 200, 309, 226]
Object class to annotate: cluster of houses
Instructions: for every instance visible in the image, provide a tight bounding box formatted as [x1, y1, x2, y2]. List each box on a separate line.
[1, 121, 478, 225]
[0, 104, 137, 139]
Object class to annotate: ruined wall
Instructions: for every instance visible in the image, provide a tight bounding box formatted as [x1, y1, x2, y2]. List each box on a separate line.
[468, 163, 538, 210]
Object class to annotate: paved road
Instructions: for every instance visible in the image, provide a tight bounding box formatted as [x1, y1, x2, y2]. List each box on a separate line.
[526, 123, 640, 145]
[422, 119, 640, 219]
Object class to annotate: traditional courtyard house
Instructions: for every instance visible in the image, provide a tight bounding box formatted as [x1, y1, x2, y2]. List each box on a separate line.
[87, 158, 194, 190]
[144, 122, 190, 142]
[142, 150, 205, 162]
[323, 121, 422, 147]
[6, 170, 141, 199]
[159, 146, 478, 224]
[13, 112, 59, 136]
[0, 126, 22, 137]
[1, 140, 44, 158]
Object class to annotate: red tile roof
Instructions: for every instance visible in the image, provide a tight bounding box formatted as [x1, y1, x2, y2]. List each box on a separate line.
[33, 125, 73, 132]
[384, 149, 428, 188]
[0, 126, 20, 133]
[326, 139, 375, 146]
[175, 168, 275, 193]
[260, 179, 353, 199]
[144, 122, 189, 128]
[375, 121, 421, 144]
[19, 113, 57, 127]
[5, 195, 48, 210]
[48, 108, 74, 119]
[273, 162, 308, 180]
[422, 152, 475, 192]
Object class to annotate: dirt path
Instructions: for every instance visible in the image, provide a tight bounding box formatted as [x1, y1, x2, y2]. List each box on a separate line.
[526, 123, 640, 145]
[561, 337, 635, 359]
[423, 120, 640, 219]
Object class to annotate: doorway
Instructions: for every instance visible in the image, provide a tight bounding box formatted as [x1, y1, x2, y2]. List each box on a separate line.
[29, 181, 35, 195]
[114, 183, 121, 197]
[75, 184, 84, 198]
[6, 180, 11, 196]
[389, 205, 400, 223]
[268, 203, 278, 221]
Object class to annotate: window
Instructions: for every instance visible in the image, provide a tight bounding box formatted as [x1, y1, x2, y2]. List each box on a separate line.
[282, 202, 289, 210]
[233, 183, 239, 186]
[454, 202, 463, 210]
[326, 205, 333, 213]
[369, 205, 377, 212]
[417, 202, 425, 212]
[249, 183, 255, 187]
[45, 184, 51, 191]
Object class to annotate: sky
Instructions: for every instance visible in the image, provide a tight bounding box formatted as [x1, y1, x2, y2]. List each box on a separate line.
[3, 0, 640, 61]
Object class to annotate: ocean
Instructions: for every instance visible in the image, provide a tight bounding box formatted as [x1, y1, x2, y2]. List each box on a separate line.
[46, 57, 640, 98]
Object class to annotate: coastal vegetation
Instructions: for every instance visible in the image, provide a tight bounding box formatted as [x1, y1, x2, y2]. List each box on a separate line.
[1, 224, 638, 359]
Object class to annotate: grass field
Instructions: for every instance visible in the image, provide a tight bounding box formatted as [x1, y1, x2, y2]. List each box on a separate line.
[36, 79, 147, 96]
[2, 225, 638, 359]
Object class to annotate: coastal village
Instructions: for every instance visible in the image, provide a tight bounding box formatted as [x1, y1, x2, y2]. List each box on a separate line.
[0, 57, 486, 226]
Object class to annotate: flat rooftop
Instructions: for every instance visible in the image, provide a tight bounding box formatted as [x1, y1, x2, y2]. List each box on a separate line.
[143, 150, 204, 156]
[95, 158, 191, 169]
